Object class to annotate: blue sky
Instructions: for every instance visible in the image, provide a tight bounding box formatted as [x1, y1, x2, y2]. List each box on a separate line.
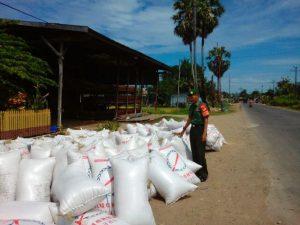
[1, 0, 300, 93]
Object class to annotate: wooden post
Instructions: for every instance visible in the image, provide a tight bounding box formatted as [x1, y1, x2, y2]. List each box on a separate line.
[139, 70, 143, 113]
[126, 72, 130, 115]
[41, 36, 66, 130]
[154, 70, 159, 112]
[115, 64, 120, 119]
[57, 43, 64, 129]
[134, 68, 138, 115]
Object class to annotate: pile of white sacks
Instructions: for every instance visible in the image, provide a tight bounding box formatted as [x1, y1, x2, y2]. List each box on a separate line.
[0, 118, 225, 225]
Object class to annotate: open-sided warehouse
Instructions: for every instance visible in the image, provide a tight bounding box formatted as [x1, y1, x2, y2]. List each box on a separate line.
[5, 20, 171, 127]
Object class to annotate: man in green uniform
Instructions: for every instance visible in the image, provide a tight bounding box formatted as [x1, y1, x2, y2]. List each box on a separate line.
[179, 89, 209, 182]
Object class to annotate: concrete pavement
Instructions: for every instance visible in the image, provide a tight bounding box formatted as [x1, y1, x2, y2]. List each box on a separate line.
[242, 103, 300, 224]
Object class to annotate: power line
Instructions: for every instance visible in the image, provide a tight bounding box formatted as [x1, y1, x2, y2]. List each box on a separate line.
[0, 1, 48, 23]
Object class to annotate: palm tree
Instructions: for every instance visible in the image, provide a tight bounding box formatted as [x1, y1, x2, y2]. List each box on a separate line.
[207, 46, 231, 101]
[173, 0, 197, 87]
[197, 0, 224, 68]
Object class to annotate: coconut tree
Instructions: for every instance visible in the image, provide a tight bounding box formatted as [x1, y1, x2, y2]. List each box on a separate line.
[173, 0, 197, 87]
[197, 0, 224, 91]
[207, 46, 231, 102]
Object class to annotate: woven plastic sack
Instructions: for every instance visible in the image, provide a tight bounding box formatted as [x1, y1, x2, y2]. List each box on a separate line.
[69, 211, 130, 225]
[184, 159, 202, 173]
[0, 220, 44, 225]
[136, 123, 149, 137]
[30, 145, 51, 159]
[149, 151, 197, 204]
[16, 158, 55, 201]
[0, 201, 58, 224]
[111, 155, 156, 225]
[158, 144, 200, 184]
[7, 140, 30, 159]
[52, 160, 109, 216]
[126, 124, 137, 134]
[88, 151, 114, 215]
[0, 150, 21, 201]
[67, 150, 92, 178]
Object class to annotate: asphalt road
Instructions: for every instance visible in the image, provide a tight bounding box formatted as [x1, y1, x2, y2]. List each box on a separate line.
[242, 103, 300, 224]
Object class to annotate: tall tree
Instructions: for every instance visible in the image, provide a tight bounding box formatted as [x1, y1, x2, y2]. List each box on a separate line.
[173, 0, 225, 97]
[207, 46, 231, 101]
[0, 19, 56, 109]
[173, 0, 197, 87]
[197, 0, 224, 92]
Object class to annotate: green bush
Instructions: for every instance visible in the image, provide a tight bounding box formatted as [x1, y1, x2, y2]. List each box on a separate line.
[270, 95, 300, 109]
[97, 121, 120, 131]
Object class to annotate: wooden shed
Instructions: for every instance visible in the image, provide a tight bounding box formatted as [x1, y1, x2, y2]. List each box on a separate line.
[5, 20, 171, 128]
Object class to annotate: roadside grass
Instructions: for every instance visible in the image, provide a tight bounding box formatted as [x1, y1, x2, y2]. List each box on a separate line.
[269, 95, 300, 110]
[143, 104, 236, 117]
[142, 106, 188, 115]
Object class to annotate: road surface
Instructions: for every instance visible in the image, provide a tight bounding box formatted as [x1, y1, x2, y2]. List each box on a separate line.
[242, 103, 300, 224]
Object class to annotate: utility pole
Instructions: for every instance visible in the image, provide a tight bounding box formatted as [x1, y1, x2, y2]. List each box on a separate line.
[229, 74, 231, 97]
[177, 60, 181, 108]
[272, 80, 275, 93]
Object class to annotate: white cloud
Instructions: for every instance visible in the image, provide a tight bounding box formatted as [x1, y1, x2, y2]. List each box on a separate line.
[261, 58, 300, 66]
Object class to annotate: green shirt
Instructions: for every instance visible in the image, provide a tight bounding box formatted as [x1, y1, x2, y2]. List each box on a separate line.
[189, 103, 204, 125]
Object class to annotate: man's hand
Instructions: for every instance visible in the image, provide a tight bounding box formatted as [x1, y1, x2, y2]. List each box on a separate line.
[175, 130, 185, 137]
[201, 133, 207, 143]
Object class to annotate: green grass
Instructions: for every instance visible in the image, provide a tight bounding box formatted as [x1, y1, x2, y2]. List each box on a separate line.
[270, 95, 300, 110]
[142, 106, 188, 115]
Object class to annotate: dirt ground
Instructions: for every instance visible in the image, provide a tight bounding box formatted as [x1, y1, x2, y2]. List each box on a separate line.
[150, 105, 276, 225]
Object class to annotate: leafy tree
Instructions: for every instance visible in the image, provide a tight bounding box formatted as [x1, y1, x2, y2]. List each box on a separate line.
[207, 45, 231, 101]
[0, 19, 56, 109]
[239, 89, 248, 99]
[276, 77, 293, 95]
[250, 90, 260, 99]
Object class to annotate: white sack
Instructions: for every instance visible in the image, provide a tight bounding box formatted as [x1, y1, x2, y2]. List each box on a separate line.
[0, 150, 21, 201]
[111, 155, 156, 225]
[170, 136, 191, 159]
[30, 145, 51, 159]
[88, 152, 114, 215]
[157, 145, 200, 185]
[52, 160, 109, 216]
[0, 201, 58, 224]
[185, 159, 202, 173]
[136, 123, 149, 137]
[126, 124, 137, 134]
[67, 150, 92, 177]
[70, 211, 130, 225]
[149, 151, 197, 204]
[0, 220, 45, 225]
[148, 182, 157, 199]
[16, 158, 55, 201]
[7, 140, 30, 159]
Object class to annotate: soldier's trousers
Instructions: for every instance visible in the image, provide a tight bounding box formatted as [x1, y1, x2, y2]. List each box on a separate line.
[189, 124, 208, 178]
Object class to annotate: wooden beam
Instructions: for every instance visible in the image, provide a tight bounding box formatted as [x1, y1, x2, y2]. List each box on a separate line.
[41, 36, 66, 129]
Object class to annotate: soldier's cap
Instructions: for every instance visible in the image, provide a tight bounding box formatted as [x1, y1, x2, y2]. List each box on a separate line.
[188, 89, 198, 96]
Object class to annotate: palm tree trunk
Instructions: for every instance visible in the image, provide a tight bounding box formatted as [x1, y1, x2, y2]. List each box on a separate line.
[189, 43, 194, 87]
[193, 39, 197, 88]
[218, 76, 222, 102]
[200, 36, 207, 101]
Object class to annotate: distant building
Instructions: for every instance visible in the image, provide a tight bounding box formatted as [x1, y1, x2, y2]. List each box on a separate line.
[170, 94, 188, 107]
